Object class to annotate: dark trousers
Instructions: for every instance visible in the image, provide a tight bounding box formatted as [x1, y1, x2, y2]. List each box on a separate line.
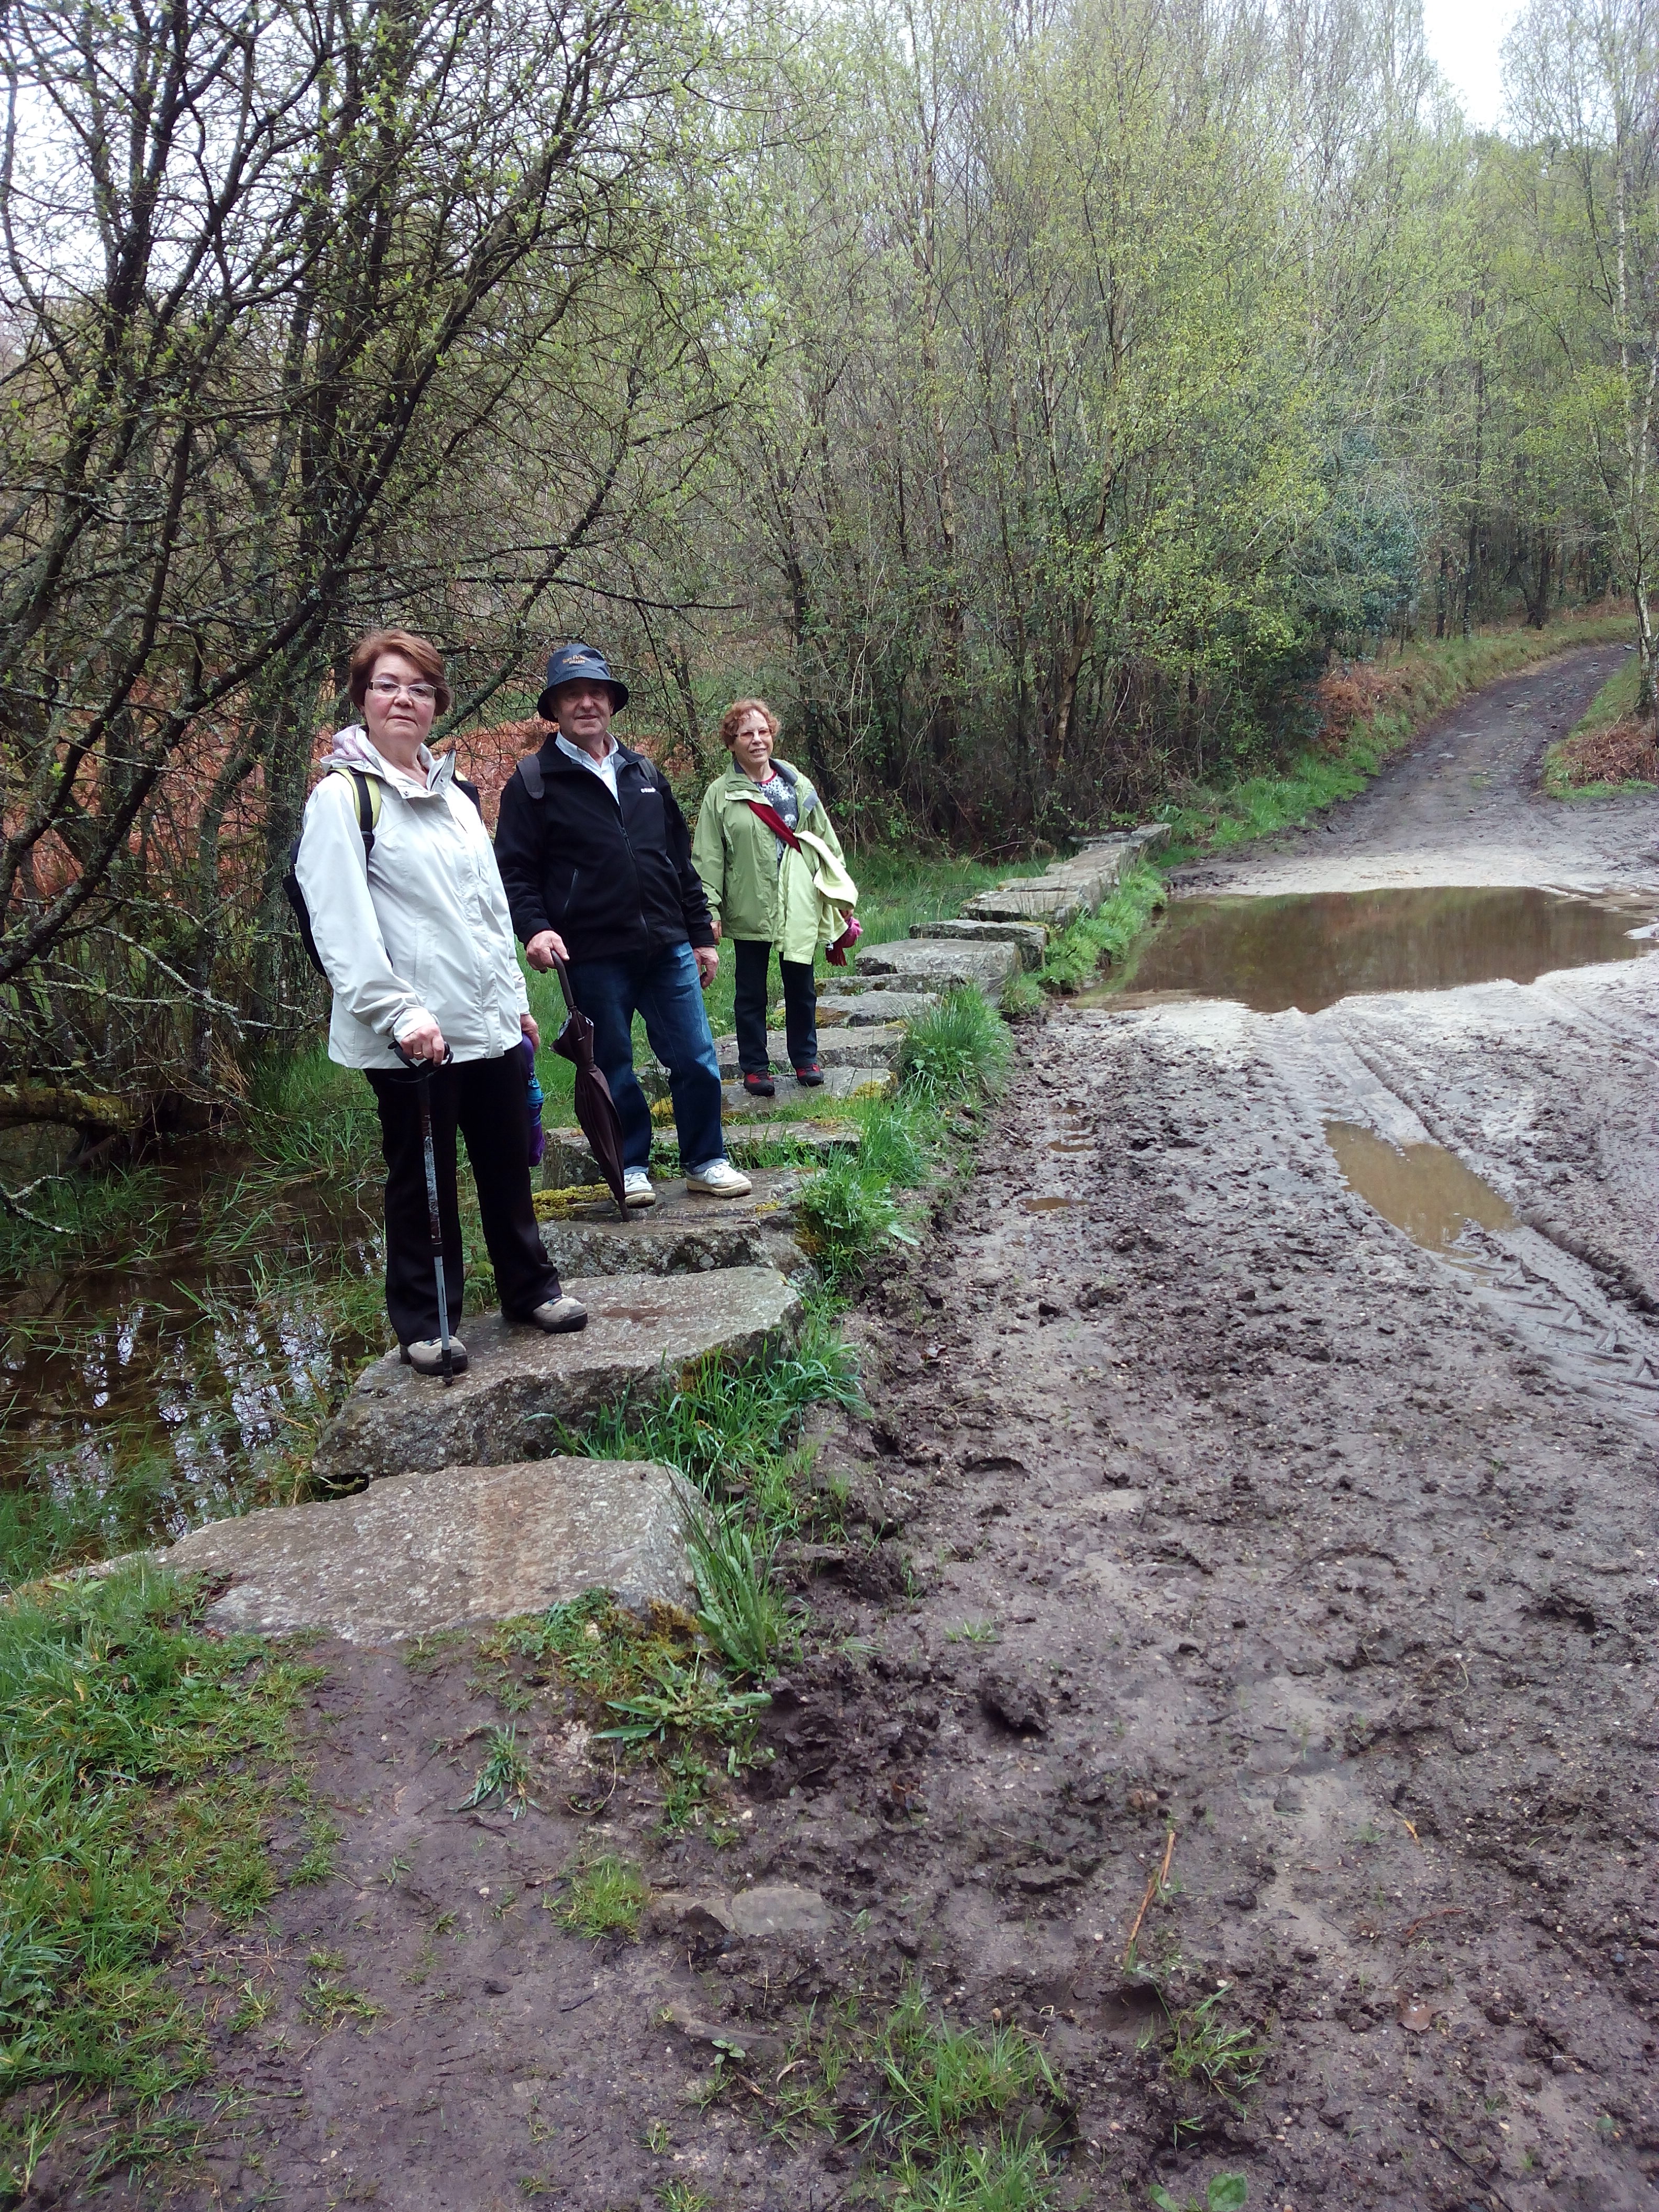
[732, 937, 818, 1074]
[365, 1051, 559, 1346]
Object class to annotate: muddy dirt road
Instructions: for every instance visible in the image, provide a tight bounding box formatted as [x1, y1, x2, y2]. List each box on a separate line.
[79, 648, 1656, 2212]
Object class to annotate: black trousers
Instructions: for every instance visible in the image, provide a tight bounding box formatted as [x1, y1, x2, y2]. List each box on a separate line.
[732, 937, 818, 1074]
[365, 1051, 560, 1346]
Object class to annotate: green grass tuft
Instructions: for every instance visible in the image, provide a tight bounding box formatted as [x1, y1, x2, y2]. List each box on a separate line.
[552, 1853, 648, 1940]
[897, 989, 1011, 1102]
[685, 1508, 798, 1679]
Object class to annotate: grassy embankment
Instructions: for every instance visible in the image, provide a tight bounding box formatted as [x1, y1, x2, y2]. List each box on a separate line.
[1539, 653, 1657, 796]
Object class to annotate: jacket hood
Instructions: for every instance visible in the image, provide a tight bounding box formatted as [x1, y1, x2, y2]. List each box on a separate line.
[322, 725, 452, 793]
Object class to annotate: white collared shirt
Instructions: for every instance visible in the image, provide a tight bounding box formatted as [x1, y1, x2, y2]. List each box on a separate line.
[555, 730, 620, 803]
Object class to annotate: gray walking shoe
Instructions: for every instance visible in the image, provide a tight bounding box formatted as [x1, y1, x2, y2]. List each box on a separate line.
[527, 1296, 588, 1334]
[401, 1337, 469, 1376]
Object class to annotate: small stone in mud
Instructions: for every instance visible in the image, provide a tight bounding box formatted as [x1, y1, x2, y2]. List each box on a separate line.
[977, 1666, 1049, 1733]
[726, 1884, 835, 1938]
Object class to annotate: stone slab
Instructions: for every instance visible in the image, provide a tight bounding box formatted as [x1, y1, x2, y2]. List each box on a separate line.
[313, 1266, 802, 1485]
[717, 1068, 894, 1115]
[532, 1170, 807, 1281]
[726, 1883, 835, 1938]
[638, 1026, 906, 1098]
[815, 990, 939, 1026]
[161, 1457, 695, 1643]
[912, 919, 1048, 968]
[709, 1024, 909, 1078]
[854, 938, 1017, 992]
[542, 1125, 859, 1190]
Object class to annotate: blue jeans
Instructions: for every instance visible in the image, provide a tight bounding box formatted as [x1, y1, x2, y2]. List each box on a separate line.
[564, 943, 726, 1175]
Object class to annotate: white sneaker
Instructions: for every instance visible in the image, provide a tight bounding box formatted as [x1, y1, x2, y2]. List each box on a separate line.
[684, 1159, 752, 1199]
[623, 1167, 656, 1209]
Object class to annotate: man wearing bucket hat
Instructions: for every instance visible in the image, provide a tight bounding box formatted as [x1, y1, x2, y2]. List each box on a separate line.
[495, 642, 750, 1206]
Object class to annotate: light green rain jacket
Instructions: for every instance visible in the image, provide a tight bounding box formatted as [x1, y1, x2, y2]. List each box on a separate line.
[691, 758, 858, 964]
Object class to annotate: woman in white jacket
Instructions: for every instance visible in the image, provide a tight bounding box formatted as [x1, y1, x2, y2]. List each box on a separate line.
[295, 628, 585, 1373]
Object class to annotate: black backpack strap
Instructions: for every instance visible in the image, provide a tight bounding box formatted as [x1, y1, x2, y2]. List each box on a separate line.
[347, 767, 376, 850]
[517, 751, 545, 801]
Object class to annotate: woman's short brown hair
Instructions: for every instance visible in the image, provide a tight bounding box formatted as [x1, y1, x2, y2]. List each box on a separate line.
[717, 697, 780, 750]
[347, 629, 452, 717]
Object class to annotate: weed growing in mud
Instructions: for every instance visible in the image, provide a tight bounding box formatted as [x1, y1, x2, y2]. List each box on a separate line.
[1149, 1983, 1267, 2119]
[1037, 865, 1166, 994]
[685, 1507, 798, 1678]
[898, 988, 1011, 1102]
[302, 1952, 385, 2030]
[755, 1983, 1068, 2206]
[0, 1564, 314, 2193]
[561, 1311, 862, 1536]
[458, 1724, 537, 1816]
[1149, 2175, 1249, 2212]
[553, 1853, 648, 1940]
[598, 1652, 771, 1761]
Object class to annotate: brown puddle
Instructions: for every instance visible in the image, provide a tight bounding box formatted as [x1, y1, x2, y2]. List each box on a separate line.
[1324, 1120, 1516, 1253]
[1076, 886, 1659, 1014]
[1022, 1195, 1080, 1212]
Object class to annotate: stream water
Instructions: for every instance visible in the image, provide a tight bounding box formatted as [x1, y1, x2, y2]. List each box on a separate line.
[1, 1148, 381, 1565]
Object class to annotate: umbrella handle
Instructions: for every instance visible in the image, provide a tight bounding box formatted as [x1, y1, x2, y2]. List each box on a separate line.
[392, 1041, 454, 1072]
[549, 952, 581, 1018]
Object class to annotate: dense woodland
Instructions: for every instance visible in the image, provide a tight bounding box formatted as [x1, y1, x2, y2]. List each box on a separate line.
[2, 0, 1657, 1107]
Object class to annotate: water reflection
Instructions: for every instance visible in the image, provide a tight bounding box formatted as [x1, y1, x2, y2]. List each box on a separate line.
[1324, 1120, 1515, 1252]
[1077, 886, 1659, 1014]
[1, 1158, 382, 1556]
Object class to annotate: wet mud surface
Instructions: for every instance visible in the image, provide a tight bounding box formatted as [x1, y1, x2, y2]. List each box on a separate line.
[49, 646, 1659, 2210]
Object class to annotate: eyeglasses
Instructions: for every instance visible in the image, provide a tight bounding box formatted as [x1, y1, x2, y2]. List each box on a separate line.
[367, 677, 437, 703]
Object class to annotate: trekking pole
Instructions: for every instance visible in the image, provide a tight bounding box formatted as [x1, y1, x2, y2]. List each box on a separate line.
[394, 1042, 457, 1385]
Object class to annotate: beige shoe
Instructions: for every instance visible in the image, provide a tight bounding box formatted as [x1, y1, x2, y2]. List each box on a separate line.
[401, 1337, 469, 1376]
[527, 1296, 587, 1334]
[684, 1159, 751, 1198]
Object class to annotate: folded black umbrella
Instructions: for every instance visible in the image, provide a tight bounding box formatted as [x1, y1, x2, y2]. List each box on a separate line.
[549, 953, 628, 1214]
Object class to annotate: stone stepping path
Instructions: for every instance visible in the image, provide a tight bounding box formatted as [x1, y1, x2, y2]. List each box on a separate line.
[148, 821, 1166, 1643]
[957, 824, 1166, 929]
[532, 1168, 809, 1282]
[312, 1265, 802, 1486]
[162, 1457, 695, 1642]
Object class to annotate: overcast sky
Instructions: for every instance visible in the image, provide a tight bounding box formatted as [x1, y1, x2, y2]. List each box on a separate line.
[1420, 0, 1522, 131]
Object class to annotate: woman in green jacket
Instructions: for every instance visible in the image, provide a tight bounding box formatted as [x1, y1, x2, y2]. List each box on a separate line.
[691, 699, 857, 1097]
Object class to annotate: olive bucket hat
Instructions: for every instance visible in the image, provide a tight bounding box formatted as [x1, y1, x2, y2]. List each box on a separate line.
[536, 641, 629, 723]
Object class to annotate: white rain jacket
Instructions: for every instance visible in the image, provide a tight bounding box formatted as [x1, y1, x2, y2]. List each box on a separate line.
[294, 727, 528, 1070]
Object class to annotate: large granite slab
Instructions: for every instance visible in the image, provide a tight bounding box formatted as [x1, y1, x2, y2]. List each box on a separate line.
[540, 1122, 861, 1190]
[163, 1457, 696, 1643]
[707, 1024, 909, 1078]
[532, 1170, 809, 1282]
[815, 990, 940, 1025]
[912, 919, 1048, 968]
[716, 1068, 893, 1114]
[313, 1266, 802, 1484]
[853, 939, 1017, 996]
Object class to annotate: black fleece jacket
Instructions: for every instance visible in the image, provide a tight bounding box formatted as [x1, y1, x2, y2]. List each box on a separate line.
[494, 738, 715, 964]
